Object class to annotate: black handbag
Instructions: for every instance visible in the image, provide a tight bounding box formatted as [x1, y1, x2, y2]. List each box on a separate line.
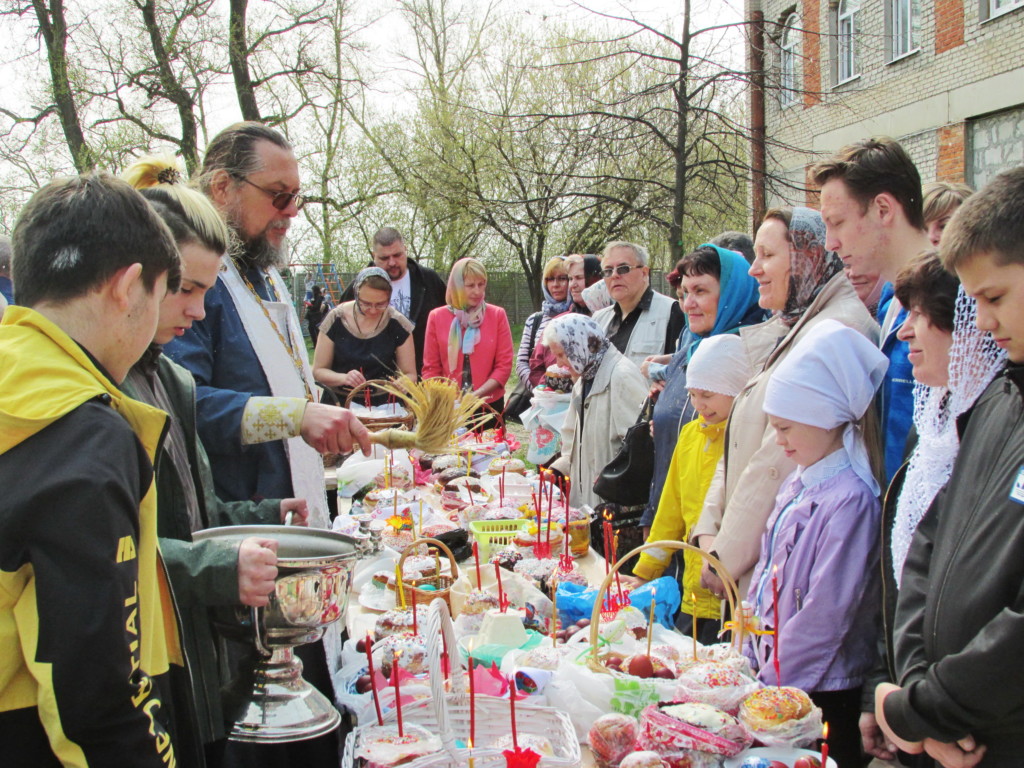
[592, 397, 655, 506]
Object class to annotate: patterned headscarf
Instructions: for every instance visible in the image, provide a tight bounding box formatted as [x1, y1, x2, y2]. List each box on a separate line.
[446, 257, 488, 372]
[542, 256, 573, 317]
[780, 207, 844, 327]
[352, 266, 391, 296]
[544, 314, 611, 383]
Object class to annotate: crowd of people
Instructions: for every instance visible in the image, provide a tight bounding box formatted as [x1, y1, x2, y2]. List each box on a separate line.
[1, 122, 1023, 768]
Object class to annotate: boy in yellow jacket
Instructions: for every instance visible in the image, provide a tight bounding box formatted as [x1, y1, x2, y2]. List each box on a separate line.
[630, 334, 751, 643]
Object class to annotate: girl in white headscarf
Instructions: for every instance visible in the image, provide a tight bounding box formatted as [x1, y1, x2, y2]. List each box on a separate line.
[749, 319, 889, 768]
[546, 314, 648, 509]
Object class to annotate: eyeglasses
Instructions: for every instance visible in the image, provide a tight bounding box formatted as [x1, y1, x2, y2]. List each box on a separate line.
[601, 264, 642, 278]
[356, 298, 391, 312]
[234, 175, 306, 211]
[544, 275, 570, 283]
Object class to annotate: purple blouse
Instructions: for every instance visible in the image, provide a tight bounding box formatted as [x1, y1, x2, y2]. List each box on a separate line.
[745, 449, 881, 693]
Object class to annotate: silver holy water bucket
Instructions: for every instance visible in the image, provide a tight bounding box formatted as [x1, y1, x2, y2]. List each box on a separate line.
[192, 525, 359, 743]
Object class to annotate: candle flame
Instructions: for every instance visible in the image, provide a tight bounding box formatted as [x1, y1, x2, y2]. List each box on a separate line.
[823, 721, 829, 739]
[773, 563, 778, 575]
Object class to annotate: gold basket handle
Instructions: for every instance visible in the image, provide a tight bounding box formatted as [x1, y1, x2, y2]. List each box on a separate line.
[396, 536, 461, 585]
[585, 540, 743, 661]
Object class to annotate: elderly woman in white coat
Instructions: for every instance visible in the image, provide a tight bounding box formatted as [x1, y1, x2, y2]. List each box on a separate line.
[547, 314, 648, 509]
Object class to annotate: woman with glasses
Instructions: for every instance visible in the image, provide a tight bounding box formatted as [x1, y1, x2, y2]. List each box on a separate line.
[422, 257, 514, 415]
[312, 266, 416, 404]
[515, 256, 573, 390]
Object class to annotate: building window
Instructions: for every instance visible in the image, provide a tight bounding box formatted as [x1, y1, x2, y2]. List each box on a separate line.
[837, 0, 858, 82]
[781, 13, 799, 107]
[890, 0, 916, 60]
[987, 0, 1024, 19]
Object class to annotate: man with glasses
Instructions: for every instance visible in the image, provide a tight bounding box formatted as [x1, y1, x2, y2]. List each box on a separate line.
[592, 241, 684, 372]
[340, 226, 446, 374]
[165, 121, 369, 768]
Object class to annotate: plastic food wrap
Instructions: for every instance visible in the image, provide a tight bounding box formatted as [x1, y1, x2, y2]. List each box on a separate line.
[354, 723, 442, 767]
[587, 712, 639, 768]
[738, 687, 823, 749]
[637, 702, 753, 763]
[674, 661, 762, 715]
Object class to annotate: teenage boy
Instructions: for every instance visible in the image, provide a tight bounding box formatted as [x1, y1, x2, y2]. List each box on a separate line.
[875, 165, 1024, 768]
[812, 137, 931, 484]
[0, 173, 188, 766]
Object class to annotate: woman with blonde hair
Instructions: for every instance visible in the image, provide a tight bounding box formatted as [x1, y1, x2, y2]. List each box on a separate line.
[123, 156, 309, 766]
[515, 255, 572, 389]
[422, 257, 514, 413]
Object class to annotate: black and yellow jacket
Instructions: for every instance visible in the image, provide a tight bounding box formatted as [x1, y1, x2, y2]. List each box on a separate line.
[0, 306, 184, 767]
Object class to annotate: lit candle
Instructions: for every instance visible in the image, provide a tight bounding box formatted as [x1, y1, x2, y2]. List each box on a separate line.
[821, 722, 829, 766]
[509, 670, 519, 750]
[771, 564, 782, 687]
[692, 593, 699, 661]
[411, 589, 418, 635]
[364, 633, 383, 725]
[392, 650, 404, 737]
[646, 587, 657, 657]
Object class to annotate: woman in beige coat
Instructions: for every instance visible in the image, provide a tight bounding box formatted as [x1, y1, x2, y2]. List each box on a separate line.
[691, 207, 880, 601]
[547, 314, 648, 509]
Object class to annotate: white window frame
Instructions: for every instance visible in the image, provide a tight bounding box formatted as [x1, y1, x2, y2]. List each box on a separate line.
[988, 0, 1024, 20]
[780, 13, 799, 107]
[837, 0, 858, 83]
[890, 0, 915, 60]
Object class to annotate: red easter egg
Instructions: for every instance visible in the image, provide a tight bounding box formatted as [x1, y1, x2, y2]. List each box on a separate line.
[627, 655, 655, 678]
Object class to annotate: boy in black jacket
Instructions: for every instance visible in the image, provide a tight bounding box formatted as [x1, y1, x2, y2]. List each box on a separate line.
[876, 165, 1024, 768]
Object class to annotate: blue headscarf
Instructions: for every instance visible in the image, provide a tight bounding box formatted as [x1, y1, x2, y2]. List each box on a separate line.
[684, 243, 762, 360]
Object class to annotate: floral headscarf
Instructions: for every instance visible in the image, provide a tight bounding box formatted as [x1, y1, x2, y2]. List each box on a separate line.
[542, 257, 573, 317]
[780, 207, 844, 327]
[545, 314, 610, 382]
[446, 257, 488, 372]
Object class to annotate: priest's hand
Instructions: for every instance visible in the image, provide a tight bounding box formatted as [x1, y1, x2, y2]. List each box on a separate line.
[301, 403, 371, 456]
[238, 537, 279, 607]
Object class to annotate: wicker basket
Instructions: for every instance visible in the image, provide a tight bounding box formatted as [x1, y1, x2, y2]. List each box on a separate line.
[585, 539, 745, 673]
[395, 538, 459, 611]
[344, 599, 581, 768]
[468, 518, 528, 560]
[344, 379, 417, 432]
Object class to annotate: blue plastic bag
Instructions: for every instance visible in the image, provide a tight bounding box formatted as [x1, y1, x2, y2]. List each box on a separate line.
[555, 576, 681, 628]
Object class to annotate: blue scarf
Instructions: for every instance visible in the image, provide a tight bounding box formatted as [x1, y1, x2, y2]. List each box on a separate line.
[685, 244, 762, 361]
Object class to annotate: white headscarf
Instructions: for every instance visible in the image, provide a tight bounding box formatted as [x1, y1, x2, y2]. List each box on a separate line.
[890, 287, 1007, 586]
[763, 319, 889, 493]
[686, 334, 752, 398]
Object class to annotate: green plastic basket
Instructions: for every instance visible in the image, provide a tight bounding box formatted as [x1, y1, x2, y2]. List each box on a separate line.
[468, 518, 528, 560]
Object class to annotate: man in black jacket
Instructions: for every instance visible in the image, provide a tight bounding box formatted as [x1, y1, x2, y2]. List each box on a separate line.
[341, 227, 446, 374]
[875, 165, 1024, 768]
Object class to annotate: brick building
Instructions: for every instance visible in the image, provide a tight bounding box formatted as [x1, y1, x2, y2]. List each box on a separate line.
[746, 0, 1024, 219]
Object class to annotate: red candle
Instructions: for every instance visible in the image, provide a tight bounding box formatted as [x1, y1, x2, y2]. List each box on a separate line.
[821, 722, 829, 766]
[364, 633, 384, 725]
[500, 466, 506, 503]
[468, 649, 476, 749]
[473, 540, 482, 588]
[509, 672, 519, 750]
[771, 564, 782, 687]
[495, 562, 507, 611]
[392, 651, 404, 736]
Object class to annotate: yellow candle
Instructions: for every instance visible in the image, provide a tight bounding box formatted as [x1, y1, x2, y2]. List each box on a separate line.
[395, 564, 406, 608]
[691, 592, 699, 661]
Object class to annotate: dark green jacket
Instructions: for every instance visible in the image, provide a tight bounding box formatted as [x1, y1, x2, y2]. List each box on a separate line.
[123, 349, 280, 745]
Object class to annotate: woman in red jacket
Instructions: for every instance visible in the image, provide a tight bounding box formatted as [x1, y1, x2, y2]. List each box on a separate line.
[422, 257, 514, 416]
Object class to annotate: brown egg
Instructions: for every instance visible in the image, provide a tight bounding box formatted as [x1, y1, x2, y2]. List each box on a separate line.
[627, 655, 655, 678]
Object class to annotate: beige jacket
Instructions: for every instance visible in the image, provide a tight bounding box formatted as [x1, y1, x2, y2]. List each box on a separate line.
[552, 347, 648, 509]
[691, 273, 880, 595]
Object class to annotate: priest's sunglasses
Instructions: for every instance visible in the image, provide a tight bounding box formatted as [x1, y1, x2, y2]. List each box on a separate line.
[233, 175, 306, 211]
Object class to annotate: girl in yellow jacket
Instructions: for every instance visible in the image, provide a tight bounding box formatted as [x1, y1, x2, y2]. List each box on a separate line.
[631, 334, 751, 641]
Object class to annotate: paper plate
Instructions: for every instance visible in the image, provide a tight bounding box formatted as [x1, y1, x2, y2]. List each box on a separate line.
[357, 583, 396, 612]
[724, 746, 837, 768]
